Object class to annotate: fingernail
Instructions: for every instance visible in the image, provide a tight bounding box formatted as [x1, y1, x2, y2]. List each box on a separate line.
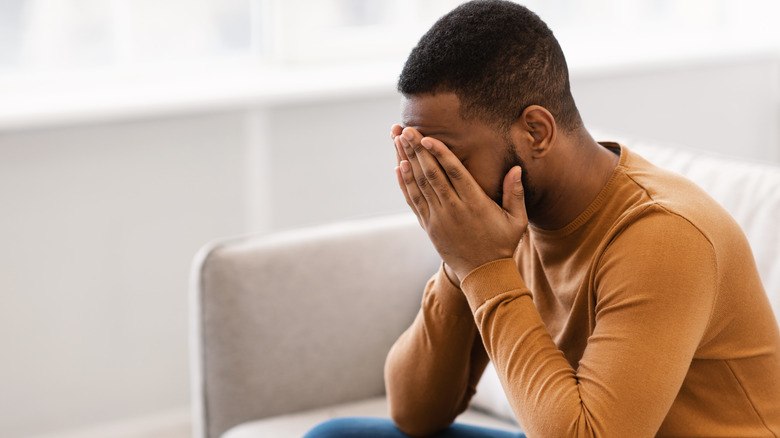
[400, 160, 410, 173]
[421, 138, 432, 149]
[403, 130, 414, 141]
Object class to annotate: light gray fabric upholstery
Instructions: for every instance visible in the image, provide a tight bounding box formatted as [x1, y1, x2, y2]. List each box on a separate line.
[220, 397, 521, 438]
[189, 214, 440, 438]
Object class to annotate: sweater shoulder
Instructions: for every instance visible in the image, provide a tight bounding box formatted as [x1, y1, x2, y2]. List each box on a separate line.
[616, 147, 745, 249]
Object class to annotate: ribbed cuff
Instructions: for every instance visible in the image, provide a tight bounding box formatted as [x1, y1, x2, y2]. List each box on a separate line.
[460, 258, 531, 313]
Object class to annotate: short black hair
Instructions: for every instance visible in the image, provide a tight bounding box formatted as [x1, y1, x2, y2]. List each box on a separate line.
[398, 0, 581, 133]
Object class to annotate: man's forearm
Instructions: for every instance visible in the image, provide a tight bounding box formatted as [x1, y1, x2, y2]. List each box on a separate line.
[384, 265, 489, 437]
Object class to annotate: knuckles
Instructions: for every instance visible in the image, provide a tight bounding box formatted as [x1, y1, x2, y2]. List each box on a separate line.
[423, 167, 440, 182]
[415, 175, 430, 190]
[442, 163, 465, 180]
[411, 141, 427, 154]
[410, 193, 425, 207]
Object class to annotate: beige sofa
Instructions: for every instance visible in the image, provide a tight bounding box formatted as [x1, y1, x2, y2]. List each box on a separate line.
[189, 140, 780, 438]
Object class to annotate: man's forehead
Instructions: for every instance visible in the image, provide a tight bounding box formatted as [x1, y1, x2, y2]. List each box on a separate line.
[400, 92, 463, 134]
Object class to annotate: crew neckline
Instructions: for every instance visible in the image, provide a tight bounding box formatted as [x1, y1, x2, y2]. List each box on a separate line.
[529, 142, 629, 238]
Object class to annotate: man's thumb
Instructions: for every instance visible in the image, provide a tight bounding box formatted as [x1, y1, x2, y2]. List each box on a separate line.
[502, 166, 526, 217]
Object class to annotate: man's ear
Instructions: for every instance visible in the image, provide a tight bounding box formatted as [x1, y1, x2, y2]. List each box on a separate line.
[510, 105, 556, 158]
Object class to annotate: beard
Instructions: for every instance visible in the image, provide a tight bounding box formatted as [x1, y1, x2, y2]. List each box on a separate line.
[493, 141, 538, 215]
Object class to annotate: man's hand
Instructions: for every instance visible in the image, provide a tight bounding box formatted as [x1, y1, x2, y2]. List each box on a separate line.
[391, 125, 528, 283]
[392, 125, 463, 287]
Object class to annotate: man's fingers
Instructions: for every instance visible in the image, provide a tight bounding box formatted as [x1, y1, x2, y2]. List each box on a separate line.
[419, 136, 480, 198]
[392, 125, 430, 223]
[395, 165, 423, 223]
[392, 125, 407, 166]
[390, 124, 403, 139]
[399, 128, 441, 207]
[394, 136, 405, 165]
[399, 159, 429, 220]
[411, 136, 456, 202]
[502, 166, 528, 222]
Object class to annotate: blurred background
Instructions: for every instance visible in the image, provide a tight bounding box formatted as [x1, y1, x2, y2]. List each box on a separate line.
[0, 0, 778, 437]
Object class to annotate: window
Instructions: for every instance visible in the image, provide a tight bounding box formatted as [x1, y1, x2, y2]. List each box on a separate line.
[0, 0, 254, 73]
[0, 0, 463, 76]
[1, 1, 778, 80]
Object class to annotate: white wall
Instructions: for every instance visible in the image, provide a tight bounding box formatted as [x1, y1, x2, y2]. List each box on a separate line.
[0, 114, 246, 437]
[575, 56, 780, 163]
[244, 96, 409, 234]
[0, 54, 778, 438]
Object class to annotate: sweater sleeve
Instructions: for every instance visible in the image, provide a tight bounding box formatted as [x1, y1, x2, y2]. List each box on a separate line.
[384, 263, 490, 437]
[460, 213, 717, 437]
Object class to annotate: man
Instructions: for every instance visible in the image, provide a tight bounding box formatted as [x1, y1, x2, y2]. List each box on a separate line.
[305, 1, 780, 437]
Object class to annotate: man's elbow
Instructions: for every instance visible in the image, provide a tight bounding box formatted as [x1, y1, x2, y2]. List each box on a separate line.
[388, 401, 454, 437]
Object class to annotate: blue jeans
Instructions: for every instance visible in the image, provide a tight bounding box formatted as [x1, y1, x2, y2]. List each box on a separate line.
[303, 417, 526, 438]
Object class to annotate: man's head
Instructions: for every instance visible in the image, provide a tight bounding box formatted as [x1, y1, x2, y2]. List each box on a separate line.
[398, 0, 581, 135]
[399, 0, 582, 213]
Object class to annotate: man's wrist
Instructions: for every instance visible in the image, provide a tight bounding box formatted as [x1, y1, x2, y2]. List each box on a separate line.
[442, 262, 461, 288]
[423, 262, 471, 317]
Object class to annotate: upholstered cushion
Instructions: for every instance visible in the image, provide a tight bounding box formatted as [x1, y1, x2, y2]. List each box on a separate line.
[221, 397, 522, 438]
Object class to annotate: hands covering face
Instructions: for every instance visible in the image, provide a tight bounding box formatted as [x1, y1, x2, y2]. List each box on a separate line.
[391, 124, 529, 283]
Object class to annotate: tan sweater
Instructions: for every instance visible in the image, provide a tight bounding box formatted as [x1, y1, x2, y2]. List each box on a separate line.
[385, 144, 780, 437]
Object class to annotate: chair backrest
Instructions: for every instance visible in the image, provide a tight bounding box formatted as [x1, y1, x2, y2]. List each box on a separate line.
[189, 214, 439, 438]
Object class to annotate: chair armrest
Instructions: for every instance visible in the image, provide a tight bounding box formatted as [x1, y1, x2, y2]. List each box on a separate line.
[189, 214, 440, 438]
